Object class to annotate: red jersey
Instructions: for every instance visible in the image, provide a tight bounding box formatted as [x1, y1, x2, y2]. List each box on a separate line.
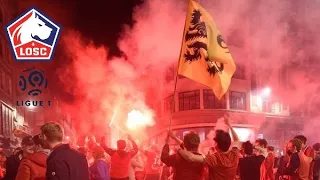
[104, 148, 138, 178]
[144, 151, 160, 175]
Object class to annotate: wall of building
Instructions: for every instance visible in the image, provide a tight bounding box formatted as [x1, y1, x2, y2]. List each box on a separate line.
[150, 46, 304, 151]
[0, 1, 18, 138]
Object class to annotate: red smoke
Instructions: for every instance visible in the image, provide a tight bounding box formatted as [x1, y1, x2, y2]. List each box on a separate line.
[54, 0, 189, 138]
[17, 0, 320, 141]
[58, 31, 153, 136]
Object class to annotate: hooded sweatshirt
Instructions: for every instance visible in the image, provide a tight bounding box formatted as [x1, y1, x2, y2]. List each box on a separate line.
[15, 151, 48, 180]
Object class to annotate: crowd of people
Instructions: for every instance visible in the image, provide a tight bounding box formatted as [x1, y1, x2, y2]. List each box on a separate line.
[0, 118, 318, 180]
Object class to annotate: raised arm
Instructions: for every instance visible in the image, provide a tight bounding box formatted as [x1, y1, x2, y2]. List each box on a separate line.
[100, 136, 116, 156]
[224, 116, 239, 143]
[224, 116, 241, 150]
[131, 157, 144, 169]
[168, 130, 183, 145]
[128, 135, 139, 157]
[255, 146, 268, 158]
[161, 135, 177, 167]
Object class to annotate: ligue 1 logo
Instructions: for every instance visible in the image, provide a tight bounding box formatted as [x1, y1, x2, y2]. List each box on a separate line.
[5, 8, 61, 61]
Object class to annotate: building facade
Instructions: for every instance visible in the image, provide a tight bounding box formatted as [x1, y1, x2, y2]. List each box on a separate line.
[0, 1, 18, 139]
[0, 1, 46, 138]
[150, 47, 305, 152]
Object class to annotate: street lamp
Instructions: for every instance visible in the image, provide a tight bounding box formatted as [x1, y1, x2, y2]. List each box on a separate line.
[27, 104, 36, 110]
[261, 87, 271, 97]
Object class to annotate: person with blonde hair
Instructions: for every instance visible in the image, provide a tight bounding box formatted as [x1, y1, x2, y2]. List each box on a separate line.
[89, 145, 110, 180]
[41, 122, 89, 180]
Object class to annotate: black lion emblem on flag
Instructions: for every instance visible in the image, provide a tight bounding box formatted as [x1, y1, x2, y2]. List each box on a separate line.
[183, 9, 224, 75]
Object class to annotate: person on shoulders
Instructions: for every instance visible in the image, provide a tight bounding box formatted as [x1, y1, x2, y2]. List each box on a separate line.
[178, 117, 241, 180]
[161, 130, 205, 180]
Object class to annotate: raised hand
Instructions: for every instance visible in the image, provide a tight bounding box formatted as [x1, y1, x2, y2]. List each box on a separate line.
[168, 130, 175, 138]
[224, 114, 231, 126]
[127, 134, 133, 141]
[100, 136, 107, 148]
[165, 134, 170, 144]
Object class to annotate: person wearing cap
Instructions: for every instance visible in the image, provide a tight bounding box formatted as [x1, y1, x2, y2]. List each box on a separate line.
[100, 135, 138, 180]
[40, 122, 89, 180]
[3, 136, 35, 180]
[15, 134, 49, 180]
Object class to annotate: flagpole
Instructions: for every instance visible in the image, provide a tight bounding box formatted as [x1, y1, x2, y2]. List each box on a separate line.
[168, 0, 191, 131]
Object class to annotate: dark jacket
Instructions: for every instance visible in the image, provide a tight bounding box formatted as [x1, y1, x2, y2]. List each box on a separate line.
[46, 144, 89, 180]
[161, 144, 205, 180]
[276, 155, 290, 178]
[3, 150, 22, 180]
[239, 155, 265, 180]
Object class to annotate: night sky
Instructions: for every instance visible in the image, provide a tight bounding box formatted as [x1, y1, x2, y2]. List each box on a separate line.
[72, 0, 143, 56]
[14, 0, 144, 102]
[17, 0, 143, 56]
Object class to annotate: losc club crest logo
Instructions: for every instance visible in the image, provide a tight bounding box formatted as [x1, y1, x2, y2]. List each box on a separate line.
[5, 8, 61, 61]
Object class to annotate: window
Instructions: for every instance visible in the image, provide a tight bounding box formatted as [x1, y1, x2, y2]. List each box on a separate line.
[203, 89, 226, 109]
[251, 71, 257, 91]
[262, 100, 271, 113]
[230, 91, 246, 110]
[0, 40, 3, 57]
[0, 8, 2, 25]
[1, 104, 13, 137]
[0, 71, 5, 90]
[233, 65, 245, 79]
[7, 75, 12, 96]
[164, 95, 174, 113]
[179, 90, 200, 111]
[0, 70, 2, 90]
